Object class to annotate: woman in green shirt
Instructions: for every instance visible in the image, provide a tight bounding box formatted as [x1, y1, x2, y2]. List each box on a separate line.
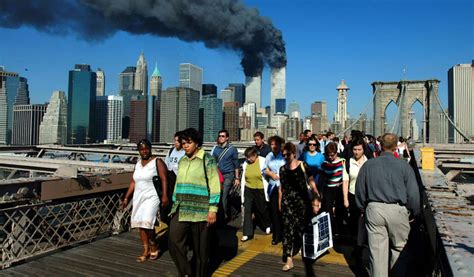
[240, 147, 271, 242]
[168, 128, 221, 277]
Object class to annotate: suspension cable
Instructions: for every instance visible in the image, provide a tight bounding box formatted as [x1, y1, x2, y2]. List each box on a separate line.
[434, 92, 471, 142]
[336, 92, 376, 137]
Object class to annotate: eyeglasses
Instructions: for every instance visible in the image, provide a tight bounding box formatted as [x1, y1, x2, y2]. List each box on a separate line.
[308, 143, 317, 146]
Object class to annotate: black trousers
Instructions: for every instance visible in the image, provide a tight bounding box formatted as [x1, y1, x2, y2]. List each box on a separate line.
[243, 187, 271, 237]
[347, 193, 361, 238]
[269, 188, 283, 242]
[169, 212, 210, 277]
[322, 185, 342, 235]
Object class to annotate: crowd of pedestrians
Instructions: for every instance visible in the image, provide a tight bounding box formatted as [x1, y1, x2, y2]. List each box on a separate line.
[122, 128, 420, 276]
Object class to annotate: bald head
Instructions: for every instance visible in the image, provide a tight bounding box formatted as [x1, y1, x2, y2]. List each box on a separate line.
[381, 133, 398, 152]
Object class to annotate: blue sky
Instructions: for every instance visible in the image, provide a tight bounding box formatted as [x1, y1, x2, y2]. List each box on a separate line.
[0, 0, 472, 120]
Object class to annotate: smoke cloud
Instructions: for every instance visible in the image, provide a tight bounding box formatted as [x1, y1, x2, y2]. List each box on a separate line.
[0, 0, 286, 76]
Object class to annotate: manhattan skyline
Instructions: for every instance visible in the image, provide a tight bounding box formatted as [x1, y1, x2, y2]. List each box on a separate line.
[0, 0, 472, 119]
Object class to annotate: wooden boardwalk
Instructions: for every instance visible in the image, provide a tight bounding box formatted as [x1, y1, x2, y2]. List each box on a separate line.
[1, 224, 359, 276]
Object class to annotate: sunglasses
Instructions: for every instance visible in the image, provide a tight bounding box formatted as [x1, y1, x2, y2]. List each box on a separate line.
[308, 143, 317, 146]
[218, 135, 227, 138]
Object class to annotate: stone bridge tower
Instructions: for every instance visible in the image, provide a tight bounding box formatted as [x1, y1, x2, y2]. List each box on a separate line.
[372, 79, 445, 143]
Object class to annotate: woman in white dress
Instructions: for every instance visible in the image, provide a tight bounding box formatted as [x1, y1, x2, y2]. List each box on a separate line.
[122, 139, 169, 262]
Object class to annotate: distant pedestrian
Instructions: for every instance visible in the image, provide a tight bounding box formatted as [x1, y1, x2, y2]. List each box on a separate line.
[279, 142, 320, 273]
[355, 133, 420, 277]
[254, 131, 271, 157]
[211, 129, 240, 220]
[240, 146, 271, 242]
[165, 131, 185, 177]
[296, 130, 309, 159]
[122, 139, 169, 262]
[265, 135, 286, 245]
[168, 128, 221, 277]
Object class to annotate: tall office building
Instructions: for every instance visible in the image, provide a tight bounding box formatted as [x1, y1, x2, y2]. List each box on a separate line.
[0, 67, 29, 144]
[448, 62, 474, 143]
[270, 67, 286, 116]
[67, 64, 97, 144]
[179, 63, 203, 95]
[160, 87, 200, 143]
[39, 91, 68, 145]
[311, 100, 329, 134]
[240, 102, 257, 129]
[200, 95, 223, 142]
[150, 63, 162, 101]
[275, 99, 286, 113]
[228, 83, 245, 107]
[202, 84, 217, 97]
[282, 117, 303, 141]
[96, 68, 105, 96]
[129, 99, 147, 143]
[335, 80, 349, 131]
[119, 66, 136, 92]
[134, 52, 148, 95]
[256, 107, 269, 130]
[96, 95, 123, 142]
[223, 102, 240, 141]
[12, 104, 47, 145]
[245, 75, 262, 108]
[272, 113, 289, 135]
[288, 101, 300, 116]
[311, 101, 327, 117]
[221, 88, 234, 107]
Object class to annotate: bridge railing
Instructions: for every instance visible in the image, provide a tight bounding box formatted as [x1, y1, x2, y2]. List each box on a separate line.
[0, 190, 131, 269]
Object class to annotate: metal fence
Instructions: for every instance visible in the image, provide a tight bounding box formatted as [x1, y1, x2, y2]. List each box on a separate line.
[0, 191, 130, 269]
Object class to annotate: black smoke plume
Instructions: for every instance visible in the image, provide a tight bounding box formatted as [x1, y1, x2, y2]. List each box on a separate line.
[0, 0, 286, 76]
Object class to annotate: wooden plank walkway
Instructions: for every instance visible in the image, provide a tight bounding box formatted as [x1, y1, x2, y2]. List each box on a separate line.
[1, 224, 359, 276]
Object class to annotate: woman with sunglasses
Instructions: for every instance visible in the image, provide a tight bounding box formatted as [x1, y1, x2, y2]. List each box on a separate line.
[279, 142, 320, 273]
[299, 135, 325, 191]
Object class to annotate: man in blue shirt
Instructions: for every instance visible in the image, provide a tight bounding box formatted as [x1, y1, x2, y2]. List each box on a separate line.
[211, 129, 240, 220]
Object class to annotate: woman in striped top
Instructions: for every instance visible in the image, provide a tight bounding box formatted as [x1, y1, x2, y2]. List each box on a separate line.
[321, 142, 345, 236]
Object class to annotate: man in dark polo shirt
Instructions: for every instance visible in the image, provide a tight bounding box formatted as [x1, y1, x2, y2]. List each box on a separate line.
[254, 131, 271, 157]
[355, 133, 420, 277]
[211, 129, 240, 220]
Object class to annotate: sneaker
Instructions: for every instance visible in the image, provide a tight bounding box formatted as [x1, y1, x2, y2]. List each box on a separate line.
[241, 236, 250, 242]
[265, 227, 271, 235]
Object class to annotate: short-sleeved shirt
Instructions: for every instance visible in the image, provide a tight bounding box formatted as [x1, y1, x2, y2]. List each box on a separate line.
[322, 158, 344, 187]
[265, 152, 286, 192]
[165, 148, 185, 175]
[342, 156, 368, 195]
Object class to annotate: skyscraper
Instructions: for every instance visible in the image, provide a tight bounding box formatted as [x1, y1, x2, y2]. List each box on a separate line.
[335, 80, 349, 131]
[39, 91, 68, 145]
[223, 102, 240, 141]
[200, 95, 223, 142]
[240, 102, 257, 129]
[160, 87, 200, 142]
[179, 63, 203, 95]
[129, 98, 147, 143]
[311, 101, 327, 117]
[448, 62, 474, 143]
[67, 64, 97, 144]
[275, 98, 286, 113]
[134, 52, 148, 95]
[12, 104, 47, 145]
[221, 88, 234, 107]
[245, 75, 262, 108]
[96, 95, 123, 142]
[311, 100, 329, 134]
[119, 66, 136, 93]
[288, 101, 300, 116]
[150, 63, 162, 101]
[270, 67, 286, 116]
[202, 84, 217, 97]
[228, 83, 246, 107]
[96, 68, 105, 96]
[0, 67, 29, 144]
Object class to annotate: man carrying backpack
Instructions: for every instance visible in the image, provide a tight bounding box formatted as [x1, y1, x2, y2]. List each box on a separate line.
[211, 129, 240, 221]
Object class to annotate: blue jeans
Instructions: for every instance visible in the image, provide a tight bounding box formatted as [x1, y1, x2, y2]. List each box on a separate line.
[221, 172, 235, 217]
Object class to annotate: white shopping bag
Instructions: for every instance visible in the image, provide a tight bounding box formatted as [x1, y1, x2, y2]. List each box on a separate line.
[302, 212, 333, 259]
